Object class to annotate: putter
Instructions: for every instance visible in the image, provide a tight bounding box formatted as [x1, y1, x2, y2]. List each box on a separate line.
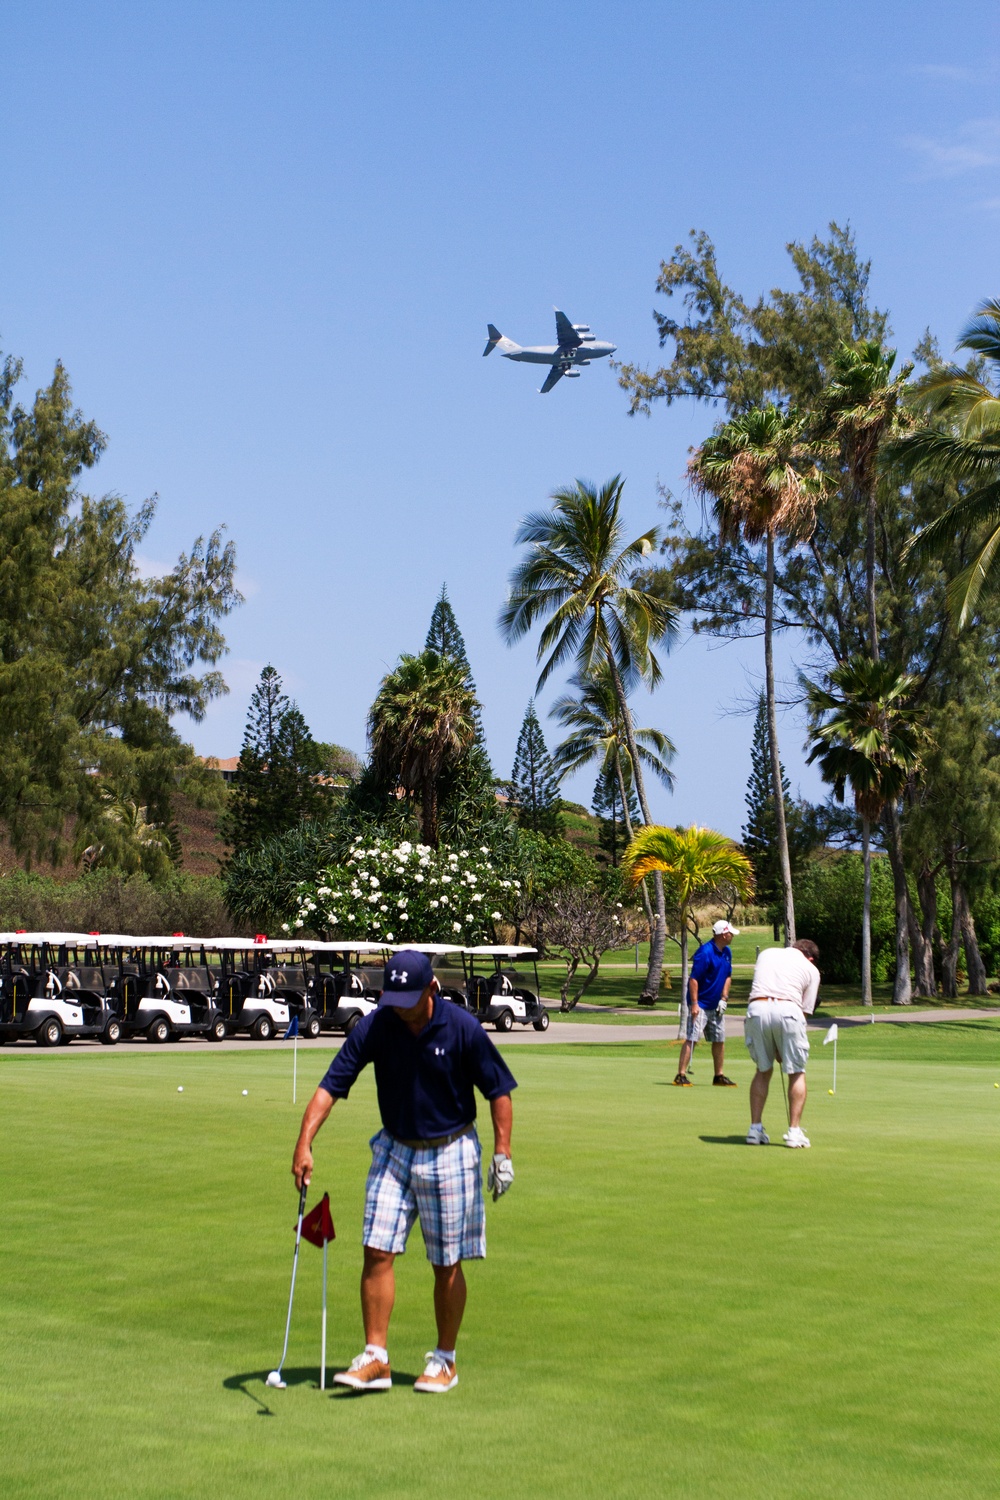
[778, 1065, 790, 1126]
[266, 1180, 308, 1390]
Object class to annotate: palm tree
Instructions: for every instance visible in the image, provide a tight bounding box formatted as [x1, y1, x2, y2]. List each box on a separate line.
[77, 788, 174, 880]
[499, 476, 679, 1001]
[689, 404, 817, 945]
[550, 663, 675, 932]
[622, 825, 754, 996]
[894, 299, 1000, 627]
[817, 341, 913, 658]
[368, 649, 478, 846]
[806, 658, 922, 1006]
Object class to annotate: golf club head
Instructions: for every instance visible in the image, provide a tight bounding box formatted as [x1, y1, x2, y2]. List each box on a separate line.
[265, 1370, 287, 1389]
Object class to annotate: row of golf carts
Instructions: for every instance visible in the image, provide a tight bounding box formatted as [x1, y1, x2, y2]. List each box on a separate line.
[0, 934, 550, 1047]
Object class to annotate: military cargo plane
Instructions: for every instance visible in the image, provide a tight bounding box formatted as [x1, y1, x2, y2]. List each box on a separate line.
[483, 308, 616, 393]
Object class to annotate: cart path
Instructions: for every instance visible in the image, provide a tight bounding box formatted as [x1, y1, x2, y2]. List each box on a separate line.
[1, 1006, 997, 1056]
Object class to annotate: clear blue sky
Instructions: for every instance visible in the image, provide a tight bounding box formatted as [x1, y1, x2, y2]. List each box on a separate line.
[4, 2, 998, 836]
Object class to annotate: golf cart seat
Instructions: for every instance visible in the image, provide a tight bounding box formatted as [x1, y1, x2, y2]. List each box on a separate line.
[269, 966, 308, 990]
[169, 967, 214, 994]
[487, 972, 515, 998]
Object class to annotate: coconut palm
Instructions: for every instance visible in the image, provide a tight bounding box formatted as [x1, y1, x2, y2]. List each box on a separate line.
[368, 649, 478, 846]
[77, 788, 174, 880]
[894, 299, 1000, 627]
[805, 658, 922, 1006]
[622, 825, 754, 996]
[689, 404, 817, 944]
[816, 341, 913, 657]
[499, 476, 679, 1000]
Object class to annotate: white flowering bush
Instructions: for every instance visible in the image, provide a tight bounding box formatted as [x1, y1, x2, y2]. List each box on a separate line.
[285, 838, 519, 944]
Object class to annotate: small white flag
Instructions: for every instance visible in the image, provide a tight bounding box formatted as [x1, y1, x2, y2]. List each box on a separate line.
[823, 1024, 839, 1045]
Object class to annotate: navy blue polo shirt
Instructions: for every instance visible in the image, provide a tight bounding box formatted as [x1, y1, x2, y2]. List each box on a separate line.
[687, 939, 732, 1010]
[318, 999, 517, 1141]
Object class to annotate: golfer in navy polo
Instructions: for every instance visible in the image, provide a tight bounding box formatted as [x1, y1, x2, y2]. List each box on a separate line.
[292, 949, 516, 1395]
[674, 919, 738, 1088]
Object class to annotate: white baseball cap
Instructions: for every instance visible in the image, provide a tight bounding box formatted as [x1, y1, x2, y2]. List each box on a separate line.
[712, 920, 739, 937]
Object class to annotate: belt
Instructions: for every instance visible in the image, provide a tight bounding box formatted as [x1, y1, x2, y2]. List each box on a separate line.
[389, 1124, 474, 1150]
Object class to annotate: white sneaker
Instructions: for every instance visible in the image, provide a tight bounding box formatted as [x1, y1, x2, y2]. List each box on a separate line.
[746, 1122, 770, 1145]
[332, 1350, 392, 1390]
[783, 1126, 811, 1148]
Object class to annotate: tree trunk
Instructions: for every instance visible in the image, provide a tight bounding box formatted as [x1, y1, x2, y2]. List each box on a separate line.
[614, 752, 654, 935]
[910, 863, 938, 997]
[861, 816, 873, 1007]
[764, 531, 796, 944]
[882, 804, 912, 1005]
[955, 880, 988, 995]
[421, 775, 438, 847]
[865, 483, 879, 661]
[607, 652, 667, 1002]
[941, 847, 962, 998]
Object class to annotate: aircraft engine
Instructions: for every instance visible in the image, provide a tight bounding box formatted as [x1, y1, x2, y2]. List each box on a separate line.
[572, 323, 591, 332]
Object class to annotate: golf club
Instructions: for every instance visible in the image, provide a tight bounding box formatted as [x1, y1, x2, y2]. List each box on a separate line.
[266, 1179, 308, 1390]
[778, 1064, 790, 1126]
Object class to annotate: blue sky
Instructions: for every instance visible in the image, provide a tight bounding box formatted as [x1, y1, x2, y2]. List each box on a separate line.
[4, 1, 999, 836]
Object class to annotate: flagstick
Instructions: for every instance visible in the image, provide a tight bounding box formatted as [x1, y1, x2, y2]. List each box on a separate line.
[293, 1028, 298, 1105]
[320, 1237, 328, 1390]
[833, 1035, 837, 1093]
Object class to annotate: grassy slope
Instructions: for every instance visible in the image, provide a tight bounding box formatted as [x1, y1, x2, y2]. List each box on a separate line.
[2, 1030, 999, 1499]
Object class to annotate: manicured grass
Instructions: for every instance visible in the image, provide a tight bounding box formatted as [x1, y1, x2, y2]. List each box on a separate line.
[2, 1028, 999, 1497]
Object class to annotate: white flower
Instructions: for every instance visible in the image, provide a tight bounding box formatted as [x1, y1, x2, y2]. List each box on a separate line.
[317, 886, 331, 897]
[480, 846, 489, 855]
[398, 841, 412, 854]
[385, 932, 394, 941]
[380, 903, 388, 912]
[281, 922, 290, 932]
[452, 922, 462, 932]
[472, 893, 483, 903]
[369, 876, 380, 888]
[465, 874, 477, 885]
[368, 894, 379, 905]
[397, 899, 407, 908]
[502, 880, 511, 889]
[430, 900, 440, 910]
[460, 850, 469, 858]
[440, 896, 449, 906]
[441, 874, 452, 885]
[447, 853, 458, 864]
[491, 911, 502, 921]
[414, 873, 425, 883]
[464, 914, 473, 923]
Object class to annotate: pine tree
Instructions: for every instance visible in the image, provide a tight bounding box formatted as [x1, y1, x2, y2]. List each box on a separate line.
[425, 585, 485, 746]
[510, 701, 562, 836]
[223, 666, 327, 852]
[592, 762, 638, 866]
[743, 693, 803, 937]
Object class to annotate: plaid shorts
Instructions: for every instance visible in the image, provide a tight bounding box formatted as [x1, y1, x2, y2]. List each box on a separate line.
[362, 1127, 486, 1266]
[685, 1003, 726, 1044]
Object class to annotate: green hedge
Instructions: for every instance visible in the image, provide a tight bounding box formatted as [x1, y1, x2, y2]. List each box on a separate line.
[794, 854, 896, 983]
[0, 871, 236, 937]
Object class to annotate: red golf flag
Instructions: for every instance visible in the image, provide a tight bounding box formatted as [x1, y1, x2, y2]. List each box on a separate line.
[300, 1192, 335, 1248]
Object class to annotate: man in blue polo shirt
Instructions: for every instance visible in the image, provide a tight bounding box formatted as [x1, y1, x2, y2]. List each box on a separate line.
[291, 949, 516, 1395]
[674, 919, 738, 1088]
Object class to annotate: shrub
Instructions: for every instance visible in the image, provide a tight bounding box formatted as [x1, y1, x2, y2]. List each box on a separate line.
[793, 853, 895, 983]
[0, 871, 235, 937]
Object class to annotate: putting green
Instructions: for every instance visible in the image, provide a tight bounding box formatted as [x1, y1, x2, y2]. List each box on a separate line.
[1, 1029, 998, 1498]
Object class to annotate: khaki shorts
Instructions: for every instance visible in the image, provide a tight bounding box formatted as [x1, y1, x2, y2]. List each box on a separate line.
[743, 999, 809, 1074]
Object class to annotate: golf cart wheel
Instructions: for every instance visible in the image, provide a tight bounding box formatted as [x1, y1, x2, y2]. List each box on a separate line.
[533, 1011, 550, 1032]
[304, 1014, 321, 1040]
[252, 1015, 273, 1041]
[343, 1012, 361, 1035]
[100, 1019, 121, 1045]
[495, 1010, 514, 1033]
[208, 1017, 227, 1042]
[36, 1017, 63, 1047]
[147, 1017, 171, 1045]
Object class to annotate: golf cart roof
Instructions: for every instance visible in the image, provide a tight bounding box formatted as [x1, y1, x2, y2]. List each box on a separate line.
[464, 945, 539, 958]
[199, 937, 312, 952]
[0, 931, 94, 946]
[304, 940, 392, 955]
[391, 942, 465, 956]
[78, 933, 143, 947]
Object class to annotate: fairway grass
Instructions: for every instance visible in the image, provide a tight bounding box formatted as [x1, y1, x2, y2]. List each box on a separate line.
[2, 1032, 998, 1498]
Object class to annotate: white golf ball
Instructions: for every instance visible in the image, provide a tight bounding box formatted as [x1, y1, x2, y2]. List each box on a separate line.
[177, 1085, 184, 1093]
[242, 1089, 248, 1096]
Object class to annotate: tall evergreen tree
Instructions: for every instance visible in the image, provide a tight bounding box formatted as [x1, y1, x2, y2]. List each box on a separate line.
[223, 666, 326, 852]
[425, 585, 485, 746]
[510, 701, 562, 836]
[742, 694, 814, 938]
[592, 763, 638, 866]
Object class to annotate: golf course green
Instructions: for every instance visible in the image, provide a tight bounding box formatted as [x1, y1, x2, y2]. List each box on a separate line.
[2, 1025, 998, 1498]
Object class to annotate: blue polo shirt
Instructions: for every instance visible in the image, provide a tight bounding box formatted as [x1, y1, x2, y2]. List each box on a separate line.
[687, 939, 732, 1010]
[318, 999, 517, 1141]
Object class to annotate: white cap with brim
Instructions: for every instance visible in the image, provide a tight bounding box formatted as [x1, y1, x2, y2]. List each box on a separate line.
[712, 920, 739, 937]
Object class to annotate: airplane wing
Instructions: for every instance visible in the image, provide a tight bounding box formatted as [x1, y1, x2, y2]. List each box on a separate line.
[554, 309, 582, 348]
[539, 365, 565, 394]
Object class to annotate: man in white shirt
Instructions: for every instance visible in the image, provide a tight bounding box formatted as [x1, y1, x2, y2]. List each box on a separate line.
[743, 939, 820, 1148]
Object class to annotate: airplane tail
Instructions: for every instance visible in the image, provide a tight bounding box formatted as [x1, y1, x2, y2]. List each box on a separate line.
[483, 324, 520, 357]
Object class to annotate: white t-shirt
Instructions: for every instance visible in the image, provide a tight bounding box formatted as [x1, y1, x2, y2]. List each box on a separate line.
[747, 946, 820, 1014]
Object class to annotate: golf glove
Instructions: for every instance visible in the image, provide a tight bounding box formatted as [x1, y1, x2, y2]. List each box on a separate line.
[487, 1153, 514, 1201]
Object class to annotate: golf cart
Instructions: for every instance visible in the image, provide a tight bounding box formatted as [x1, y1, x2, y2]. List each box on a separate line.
[394, 943, 468, 1007]
[211, 939, 293, 1040]
[0, 932, 123, 1046]
[238, 939, 324, 1037]
[104, 936, 228, 1043]
[461, 946, 550, 1032]
[304, 941, 383, 1035]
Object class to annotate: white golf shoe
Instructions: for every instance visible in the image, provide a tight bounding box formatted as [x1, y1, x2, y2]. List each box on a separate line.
[746, 1122, 770, 1145]
[783, 1126, 811, 1148]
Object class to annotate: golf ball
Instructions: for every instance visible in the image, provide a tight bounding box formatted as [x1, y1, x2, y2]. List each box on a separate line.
[828, 1088, 834, 1095]
[242, 1089, 248, 1096]
[177, 1086, 184, 1093]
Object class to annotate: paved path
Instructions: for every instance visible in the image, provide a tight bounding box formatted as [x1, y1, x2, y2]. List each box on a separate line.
[2, 1006, 996, 1057]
